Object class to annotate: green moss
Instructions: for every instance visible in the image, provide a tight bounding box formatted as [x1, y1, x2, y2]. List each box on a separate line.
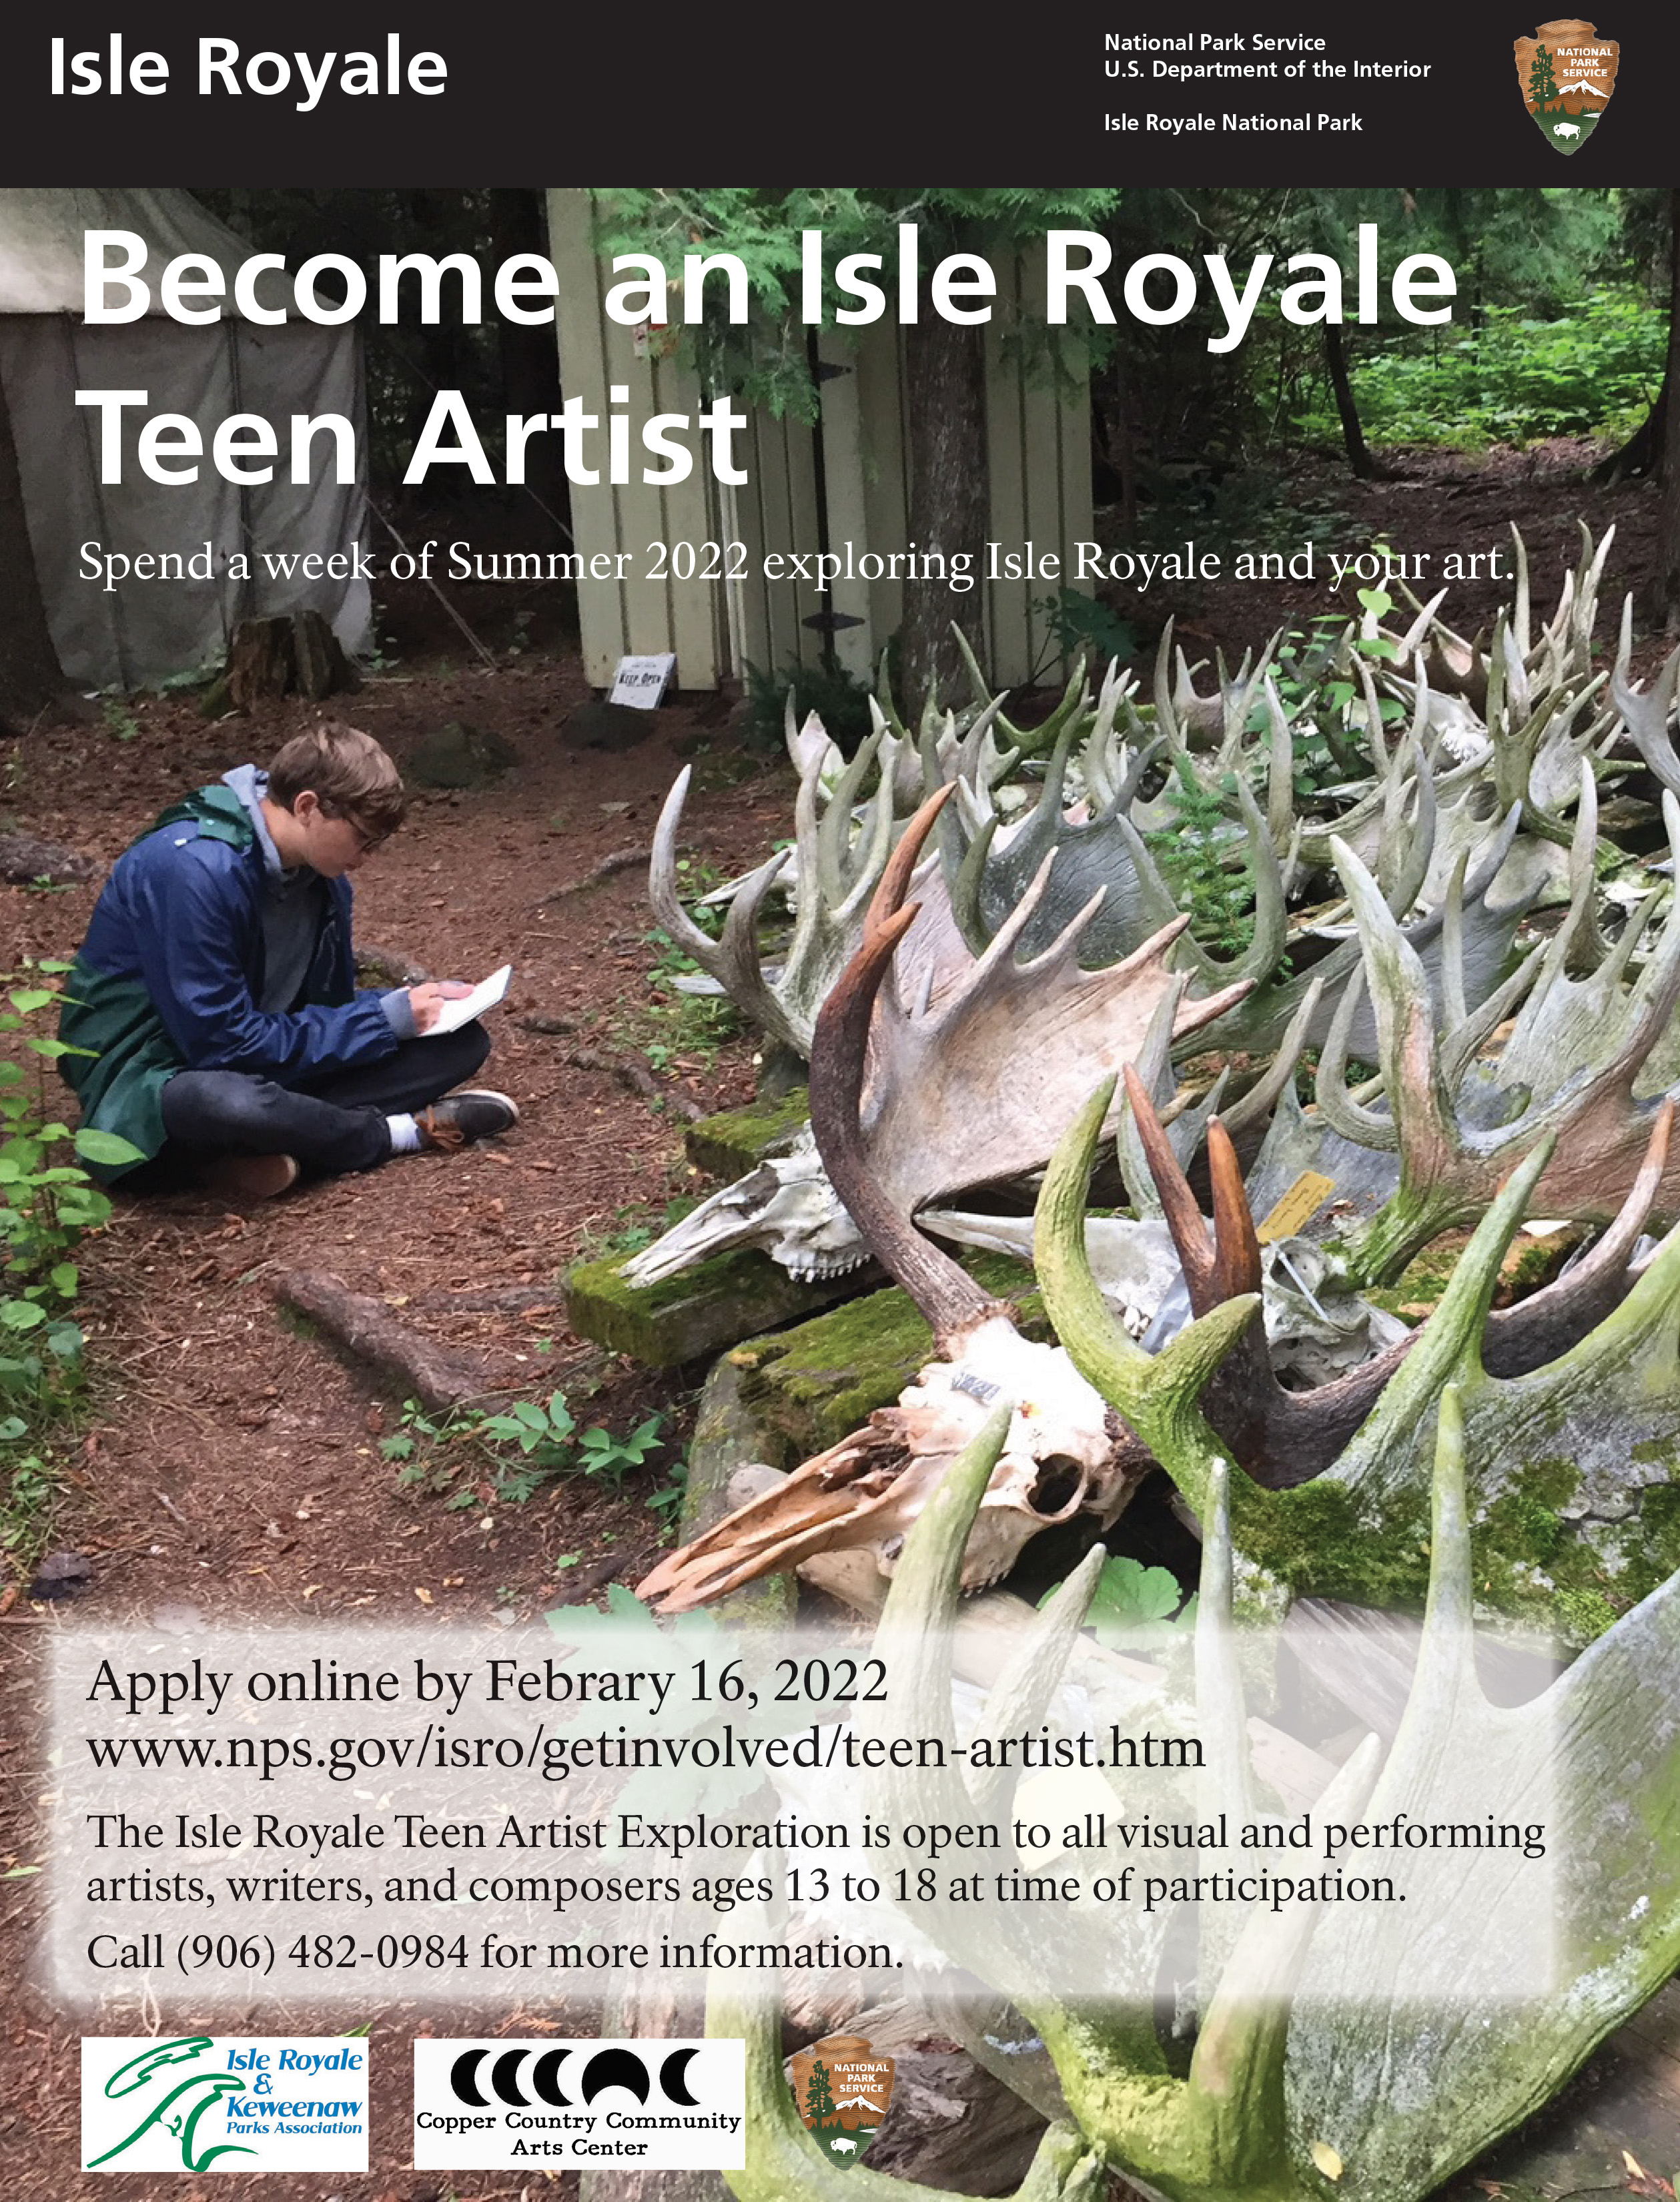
[1210, 1447, 1650, 1647]
[563, 1243, 853, 1368]
[1513, 1456, 1582, 1511]
[1224, 1477, 1433, 1616]
[732, 1253, 1045, 1454]
[1596, 1481, 1680, 1616]
[684, 1088, 811, 1179]
[1363, 1234, 1470, 1327]
[1489, 1491, 1564, 1563]
[1557, 1586, 1618, 1642]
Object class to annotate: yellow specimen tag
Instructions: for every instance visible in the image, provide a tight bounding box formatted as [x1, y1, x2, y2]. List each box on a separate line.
[1256, 1170, 1336, 1245]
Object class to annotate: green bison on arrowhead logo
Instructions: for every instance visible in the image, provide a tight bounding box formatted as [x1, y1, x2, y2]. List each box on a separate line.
[1514, 17, 1619, 153]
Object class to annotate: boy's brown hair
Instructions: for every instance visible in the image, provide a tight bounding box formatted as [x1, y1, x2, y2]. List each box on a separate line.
[266, 724, 406, 841]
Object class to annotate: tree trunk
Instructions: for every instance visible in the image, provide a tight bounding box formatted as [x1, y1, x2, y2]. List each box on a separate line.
[490, 188, 571, 528]
[1647, 190, 1680, 634]
[899, 318, 989, 712]
[1590, 378, 1666, 483]
[0, 375, 69, 733]
[1324, 325, 1383, 482]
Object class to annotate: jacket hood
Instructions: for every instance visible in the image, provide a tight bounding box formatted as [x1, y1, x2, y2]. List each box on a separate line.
[222, 764, 286, 884]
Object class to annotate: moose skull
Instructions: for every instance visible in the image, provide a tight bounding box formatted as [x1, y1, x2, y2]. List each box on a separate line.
[622, 1127, 867, 1287]
[639, 1315, 1135, 1610]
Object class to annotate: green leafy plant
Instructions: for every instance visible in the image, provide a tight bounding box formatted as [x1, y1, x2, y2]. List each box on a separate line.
[1294, 286, 1665, 452]
[388, 1383, 676, 1513]
[1040, 1553, 1196, 1649]
[0, 970, 144, 1574]
[577, 1414, 665, 1479]
[1, 1448, 66, 1563]
[0, 971, 142, 1399]
[742, 656, 874, 755]
[379, 1397, 454, 1466]
[477, 1392, 667, 1489]
[1143, 758, 1256, 956]
[645, 1456, 690, 1533]
[1029, 588, 1137, 681]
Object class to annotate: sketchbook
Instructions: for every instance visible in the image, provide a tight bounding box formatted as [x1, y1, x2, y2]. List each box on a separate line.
[424, 963, 511, 1035]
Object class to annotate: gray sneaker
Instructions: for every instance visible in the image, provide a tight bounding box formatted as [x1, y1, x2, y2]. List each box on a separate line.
[416, 1090, 520, 1150]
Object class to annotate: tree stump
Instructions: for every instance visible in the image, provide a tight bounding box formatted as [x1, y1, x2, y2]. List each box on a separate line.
[224, 617, 295, 709]
[208, 611, 357, 714]
[292, 607, 356, 699]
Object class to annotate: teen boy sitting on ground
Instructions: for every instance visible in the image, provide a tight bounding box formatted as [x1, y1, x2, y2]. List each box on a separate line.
[60, 722, 517, 1201]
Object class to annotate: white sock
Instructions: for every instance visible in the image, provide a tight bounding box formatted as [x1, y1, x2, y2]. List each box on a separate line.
[386, 1113, 422, 1154]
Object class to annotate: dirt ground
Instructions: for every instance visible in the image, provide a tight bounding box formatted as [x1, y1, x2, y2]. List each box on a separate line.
[0, 637, 779, 2202]
[0, 444, 1673, 2201]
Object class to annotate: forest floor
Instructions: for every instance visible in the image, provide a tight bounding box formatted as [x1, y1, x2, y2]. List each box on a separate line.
[0, 442, 1674, 2200]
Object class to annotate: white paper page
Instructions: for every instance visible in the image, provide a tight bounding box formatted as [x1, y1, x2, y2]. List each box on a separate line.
[425, 962, 512, 1036]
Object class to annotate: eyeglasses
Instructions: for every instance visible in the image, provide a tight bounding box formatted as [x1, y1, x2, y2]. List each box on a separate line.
[320, 804, 387, 854]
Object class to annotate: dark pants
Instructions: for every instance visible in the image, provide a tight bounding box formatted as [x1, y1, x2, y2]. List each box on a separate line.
[157, 1023, 492, 1177]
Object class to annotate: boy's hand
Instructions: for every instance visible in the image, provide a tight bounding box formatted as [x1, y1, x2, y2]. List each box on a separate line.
[407, 980, 476, 1033]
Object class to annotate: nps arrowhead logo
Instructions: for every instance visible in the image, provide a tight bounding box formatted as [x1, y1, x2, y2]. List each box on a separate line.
[789, 2035, 895, 2169]
[1514, 19, 1618, 153]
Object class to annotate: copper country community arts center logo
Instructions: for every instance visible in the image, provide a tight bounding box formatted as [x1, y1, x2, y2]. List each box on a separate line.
[790, 2032, 895, 2168]
[1513, 19, 1619, 152]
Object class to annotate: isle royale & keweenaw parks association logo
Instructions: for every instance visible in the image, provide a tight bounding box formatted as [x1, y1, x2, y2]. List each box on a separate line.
[1513, 19, 1618, 152]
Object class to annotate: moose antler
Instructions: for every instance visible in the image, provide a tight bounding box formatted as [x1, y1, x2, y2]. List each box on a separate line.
[1326, 769, 1680, 1282]
[648, 719, 919, 1059]
[639, 787, 1254, 1612]
[1611, 629, 1680, 801]
[1112, 1062, 1677, 1493]
[763, 1360, 1680, 2202]
[629, 769, 1254, 1291]
[1037, 1082, 1680, 1633]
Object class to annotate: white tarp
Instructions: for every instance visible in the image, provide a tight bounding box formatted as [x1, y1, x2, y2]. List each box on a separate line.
[0, 188, 369, 687]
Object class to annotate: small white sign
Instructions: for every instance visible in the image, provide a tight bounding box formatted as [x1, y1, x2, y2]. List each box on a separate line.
[413, 2037, 745, 2170]
[81, 2035, 368, 2174]
[610, 653, 677, 709]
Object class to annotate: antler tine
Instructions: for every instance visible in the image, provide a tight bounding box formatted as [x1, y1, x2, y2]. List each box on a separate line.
[831, 740, 905, 927]
[649, 770, 793, 1046]
[714, 842, 792, 970]
[1315, 967, 1399, 1152]
[1591, 793, 1680, 1096]
[865, 779, 955, 937]
[1154, 619, 1188, 757]
[1559, 755, 1612, 974]
[811, 783, 1001, 1349]
[1484, 1099, 1676, 1380]
[1122, 1062, 1216, 1303]
[952, 687, 1015, 783]
[1461, 800, 1525, 905]
[1373, 719, 1436, 914]
[1220, 975, 1325, 1140]
[1206, 1116, 1262, 1302]
[1438, 933, 1545, 1096]
[648, 768, 719, 964]
[1593, 1094, 1673, 1262]
[1261, 675, 1294, 852]
[1611, 641, 1680, 802]
[815, 725, 887, 905]
[1114, 978, 1188, 1217]
[1509, 522, 1533, 663]
[1573, 518, 1615, 667]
